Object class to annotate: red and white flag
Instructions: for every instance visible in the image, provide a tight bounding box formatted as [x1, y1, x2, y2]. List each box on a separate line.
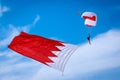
[8, 32, 78, 72]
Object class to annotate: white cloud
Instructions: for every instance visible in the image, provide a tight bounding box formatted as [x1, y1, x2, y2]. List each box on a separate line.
[32, 29, 120, 80]
[0, 29, 120, 80]
[0, 60, 42, 80]
[0, 5, 10, 17]
[0, 61, 40, 75]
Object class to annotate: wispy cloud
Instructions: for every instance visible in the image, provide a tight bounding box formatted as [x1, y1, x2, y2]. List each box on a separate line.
[0, 5, 10, 17]
[33, 15, 40, 26]
[0, 25, 20, 48]
[0, 15, 40, 57]
[0, 15, 41, 80]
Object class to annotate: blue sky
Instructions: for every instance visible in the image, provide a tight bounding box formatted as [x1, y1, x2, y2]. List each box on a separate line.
[0, 0, 120, 80]
[1, 0, 120, 44]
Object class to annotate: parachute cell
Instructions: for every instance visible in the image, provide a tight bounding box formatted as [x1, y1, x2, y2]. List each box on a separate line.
[81, 12, 97, 27]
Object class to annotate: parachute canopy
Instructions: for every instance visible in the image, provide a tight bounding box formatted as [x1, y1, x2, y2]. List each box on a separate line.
[8, 32, 78, 72]
[81, 12, 97, 27]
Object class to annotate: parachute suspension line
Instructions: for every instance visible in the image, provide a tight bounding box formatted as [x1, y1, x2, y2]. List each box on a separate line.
[87, 27, 93, 35]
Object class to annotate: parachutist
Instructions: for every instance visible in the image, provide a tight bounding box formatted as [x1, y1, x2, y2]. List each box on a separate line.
[87, 33, 91, 45]
[81, 12, 97, 45]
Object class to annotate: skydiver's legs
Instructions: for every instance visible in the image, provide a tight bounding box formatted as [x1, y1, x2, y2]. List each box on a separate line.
[87, 33, 91, 45]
